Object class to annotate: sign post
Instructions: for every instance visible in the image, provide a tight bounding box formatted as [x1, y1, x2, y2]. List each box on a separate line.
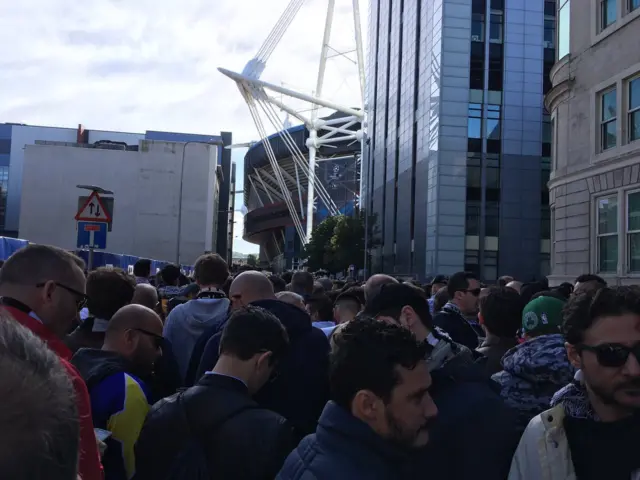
[75, 190, 112, 271]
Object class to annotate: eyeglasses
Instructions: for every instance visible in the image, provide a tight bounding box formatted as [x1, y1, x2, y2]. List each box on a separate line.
[578, 343, 640, 368]
[36, 282, 88, 310]
[130, 328, 164, 349]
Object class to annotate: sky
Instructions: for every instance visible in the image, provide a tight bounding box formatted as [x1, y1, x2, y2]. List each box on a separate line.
[0, 0, 366, 254]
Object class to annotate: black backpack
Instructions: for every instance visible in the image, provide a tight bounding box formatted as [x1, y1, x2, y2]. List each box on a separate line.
[165, 390, 254, 480]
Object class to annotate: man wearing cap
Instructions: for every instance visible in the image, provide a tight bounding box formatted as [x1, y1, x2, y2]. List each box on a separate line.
[492, 294, 576, 433]
[364, 283, 520, 480]
[428, 275, 448, 316]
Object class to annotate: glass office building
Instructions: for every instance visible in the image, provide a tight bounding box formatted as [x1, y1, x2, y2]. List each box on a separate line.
[362, 0, 554, 281]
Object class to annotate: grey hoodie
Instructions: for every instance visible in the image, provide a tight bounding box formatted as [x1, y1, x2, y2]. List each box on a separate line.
[163, 296, 229, 381]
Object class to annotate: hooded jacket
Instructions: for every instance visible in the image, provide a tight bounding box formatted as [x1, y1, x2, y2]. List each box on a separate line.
[492, 333, 576, 432]
[197, 298, 330, 438]
[163, 293, 229, 382]
[72, 349, 153, 480]
[277, 401, 414, 480]
[1, 303, 104, 480]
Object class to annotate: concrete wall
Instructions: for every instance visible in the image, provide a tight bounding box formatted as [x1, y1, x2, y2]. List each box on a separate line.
[19, 140, 219, 265]
[547, 1, 640, 285]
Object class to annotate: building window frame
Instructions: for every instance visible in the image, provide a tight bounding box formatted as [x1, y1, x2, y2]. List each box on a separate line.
[595, 193, 620, 274]
[592, 0, 640, 46]
[600, 0, 617, 30]
[599, 86, 618, 152]
[628, 75, 640, 143]
[626, 189, 640, 273]
[630, 0, 640, 12]
[557, 0, 571, 59]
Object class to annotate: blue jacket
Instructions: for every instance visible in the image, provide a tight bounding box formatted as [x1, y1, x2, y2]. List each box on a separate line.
[277, 401, 413, 480]
[197, 299, 330, 438]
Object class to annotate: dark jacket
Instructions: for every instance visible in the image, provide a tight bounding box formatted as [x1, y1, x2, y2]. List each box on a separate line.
[134, 373, 294, 480]
[277, 401, 413, 480]
[72, 349, 153, 480]
[476, 336, 518, 376]
[432, 307, 480, 350]
[416, 356, 521, 480]
[65, 316, 106, 354]
[197, 299, 330, 438]
[185, 312, 229, 387]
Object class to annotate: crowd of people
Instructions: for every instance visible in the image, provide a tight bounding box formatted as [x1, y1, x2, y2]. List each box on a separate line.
[2, 243, 640, 479]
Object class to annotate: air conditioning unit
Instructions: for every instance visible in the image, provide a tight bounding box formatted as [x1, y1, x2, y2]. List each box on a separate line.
[471, 35, 481, 41]
[544, 41, 554, 48]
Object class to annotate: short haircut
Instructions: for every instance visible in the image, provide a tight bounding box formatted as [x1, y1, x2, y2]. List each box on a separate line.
[160, 264, 181, 285]
[281, 271, 293, 284]
[0, 316, 79, 479]
[497, 276, 514, 288]
[563, 286, 640, 345]
[575, 274, 607, 287]
[433, 286, 450, 313]
[291, 271, 314, 296]
[86, 267, 136, 320]
[219, 306, 289, 365]
[340, 286, 365, 306]
[530, 289, 568, 302]
[330, 317, 428, 409]
[363, 274, 398, 302]
[317, 277, 334, 292]
[335, 288, 363, 315]
[0, 244, 85, 287]
[312, 282, 326, 296]
[269, 275, 287, 294]
[446, 271, 478, 298]
[193, 254, 229, 286]
[479, 286, 524, 338]
[520, 281, 548, 305]
[133, 259, 152, 278]
[307, 295, 334, 321]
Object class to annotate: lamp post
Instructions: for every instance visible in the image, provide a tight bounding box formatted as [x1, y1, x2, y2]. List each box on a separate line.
[176, 140, 223, 265]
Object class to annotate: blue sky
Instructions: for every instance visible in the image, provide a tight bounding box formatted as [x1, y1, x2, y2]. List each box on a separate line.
[0, 0, 365, 254]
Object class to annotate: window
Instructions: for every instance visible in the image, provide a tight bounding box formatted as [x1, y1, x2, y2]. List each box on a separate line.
[464, 250, 481, 278]
[489, 13, 503, 43]
[544, 18, 555, 47]
[486, 105, 501, 140]
[488, 44, 504, 91]
[486, 202, 500, 237]
[541, 208, 551, 239]
[597, 195, 618, 273]
[484, 251, 498, 281]
[470, 42, 485, 90]
[472, 14, 485, 41]
[545, 0, 556, 16]
[542, 113, 552, 144]
[557, 0, 570, 59]
[628, 192, 640, 272]
[468, 103, 482, 139]
[631, 0, 640, 12]
[601, 0, 616, 29]
[600, 88, 617, 151]
[629, 77, 640, 142]
[466, 202, 481, 235]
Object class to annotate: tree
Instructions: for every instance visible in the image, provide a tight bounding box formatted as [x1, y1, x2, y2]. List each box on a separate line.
[302, 215, 340, 272]
[330, 212, 366, 273]
[246, 254, 258, 267]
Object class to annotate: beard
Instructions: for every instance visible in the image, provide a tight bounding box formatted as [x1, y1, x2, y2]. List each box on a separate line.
[384, 409, 429, 450]
[587, 375, 640, 410]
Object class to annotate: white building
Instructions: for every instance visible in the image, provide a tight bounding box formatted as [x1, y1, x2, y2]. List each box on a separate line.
[19, 140, 222, 265]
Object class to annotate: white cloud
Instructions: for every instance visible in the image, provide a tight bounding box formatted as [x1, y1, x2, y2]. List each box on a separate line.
[0, 0, 366, 255]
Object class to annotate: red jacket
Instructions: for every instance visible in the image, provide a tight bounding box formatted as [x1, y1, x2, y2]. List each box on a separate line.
[4, 305, 103, 480]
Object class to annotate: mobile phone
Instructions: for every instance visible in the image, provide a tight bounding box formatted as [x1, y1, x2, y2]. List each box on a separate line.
[94, 428, 112, 442]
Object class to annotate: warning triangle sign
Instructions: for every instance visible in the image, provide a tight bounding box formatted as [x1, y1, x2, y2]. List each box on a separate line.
[75, 191, 112, 222]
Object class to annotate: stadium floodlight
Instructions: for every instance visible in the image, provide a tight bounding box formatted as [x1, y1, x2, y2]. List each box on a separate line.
[218, 0, 366, 245]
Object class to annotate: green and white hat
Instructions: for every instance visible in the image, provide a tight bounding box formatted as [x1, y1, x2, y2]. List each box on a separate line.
[522, 296, 565, 336]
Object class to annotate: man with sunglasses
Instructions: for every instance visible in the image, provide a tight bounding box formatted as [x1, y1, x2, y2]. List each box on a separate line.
[72, 304, 163, 480]
[432, 271, 483, 349]
[509, 287, 640, 480]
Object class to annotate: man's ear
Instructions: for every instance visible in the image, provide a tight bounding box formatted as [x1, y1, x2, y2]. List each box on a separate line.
[351, 389, 382, 422]
[256, 350, 273, 370]
[566, 342, 582, 370]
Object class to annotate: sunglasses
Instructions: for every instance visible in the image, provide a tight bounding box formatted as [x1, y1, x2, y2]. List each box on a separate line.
[36, 282, 88, 310]
[579, 343, 640, 368]
[131, 328, 164, 349]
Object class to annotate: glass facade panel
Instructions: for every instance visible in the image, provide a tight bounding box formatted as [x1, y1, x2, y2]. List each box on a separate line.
[468, 104, 483, 138]
[598, 196, 618, 273]
[601, 89, 617, 150]
[628, 191, 640, 230]
[632, 0, 640, 11]
[601, 0, 616, 29]
[558, 0, 570, 59]
[629, 78, 640, 142]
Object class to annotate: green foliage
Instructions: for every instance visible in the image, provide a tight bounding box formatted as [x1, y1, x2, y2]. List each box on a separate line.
[246, 254, 258, 267]
[302, 215, 340, 272]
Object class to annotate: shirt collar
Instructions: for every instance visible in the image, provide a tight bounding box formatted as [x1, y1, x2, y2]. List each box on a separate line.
[205, 371, 247, 387]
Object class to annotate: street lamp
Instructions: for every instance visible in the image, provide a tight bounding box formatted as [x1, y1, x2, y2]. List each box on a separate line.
[176, 140, 223, 265]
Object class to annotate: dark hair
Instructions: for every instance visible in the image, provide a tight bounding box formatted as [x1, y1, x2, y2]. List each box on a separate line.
[133, 259, 152, 278]
[446, 272, 478, 298]
[160, 264, 181, 286]
[403, 282, 428, 299]
[563, 286, 640, 344]
[86, 267, 136, 320]
[497, 276, 513, 287]
[194, 254, 229, 286]
[281, 271, 293, 284]
[520, 281, 547, 304]
[531, 289, 568, 302]
[330, 318, 428, 408]
[312, 282, 326, 296]
[269, 275, 287, 294]
[221, 276, 233, 297]
[556, 283, 574, 299]
[479, 287, 524, 338]
[0, 244, 85, 287]
[291, 271, 314, 296]
[219, 306, 289, 365]
[0, 315, 79, 479]
[307, 295, 334, 321]
[433, 286, 450, 313]
[575, 274, 607, 287]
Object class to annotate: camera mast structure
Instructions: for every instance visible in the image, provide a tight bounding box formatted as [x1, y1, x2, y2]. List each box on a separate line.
[219, 0, 366, 245]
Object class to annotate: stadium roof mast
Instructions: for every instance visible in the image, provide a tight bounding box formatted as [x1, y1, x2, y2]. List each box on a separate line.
[219, 0, 366, 245]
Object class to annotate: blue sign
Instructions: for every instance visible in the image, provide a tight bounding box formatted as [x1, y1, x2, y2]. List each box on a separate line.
[77, 222, 107, 250]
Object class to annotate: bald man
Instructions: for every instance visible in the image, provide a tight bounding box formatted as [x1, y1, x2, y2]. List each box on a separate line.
[71, 305, 163, 480]
[132, 283, 159, 310]
[363, 274, 399, 302]
[197, 271, 331, 438]
[506, 281, 523, 294]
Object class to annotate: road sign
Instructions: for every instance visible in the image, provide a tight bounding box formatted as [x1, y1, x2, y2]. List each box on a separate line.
[75, 191, 111, 222]
[77, 221, 107, 249]
[78, 195, 114, 231]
